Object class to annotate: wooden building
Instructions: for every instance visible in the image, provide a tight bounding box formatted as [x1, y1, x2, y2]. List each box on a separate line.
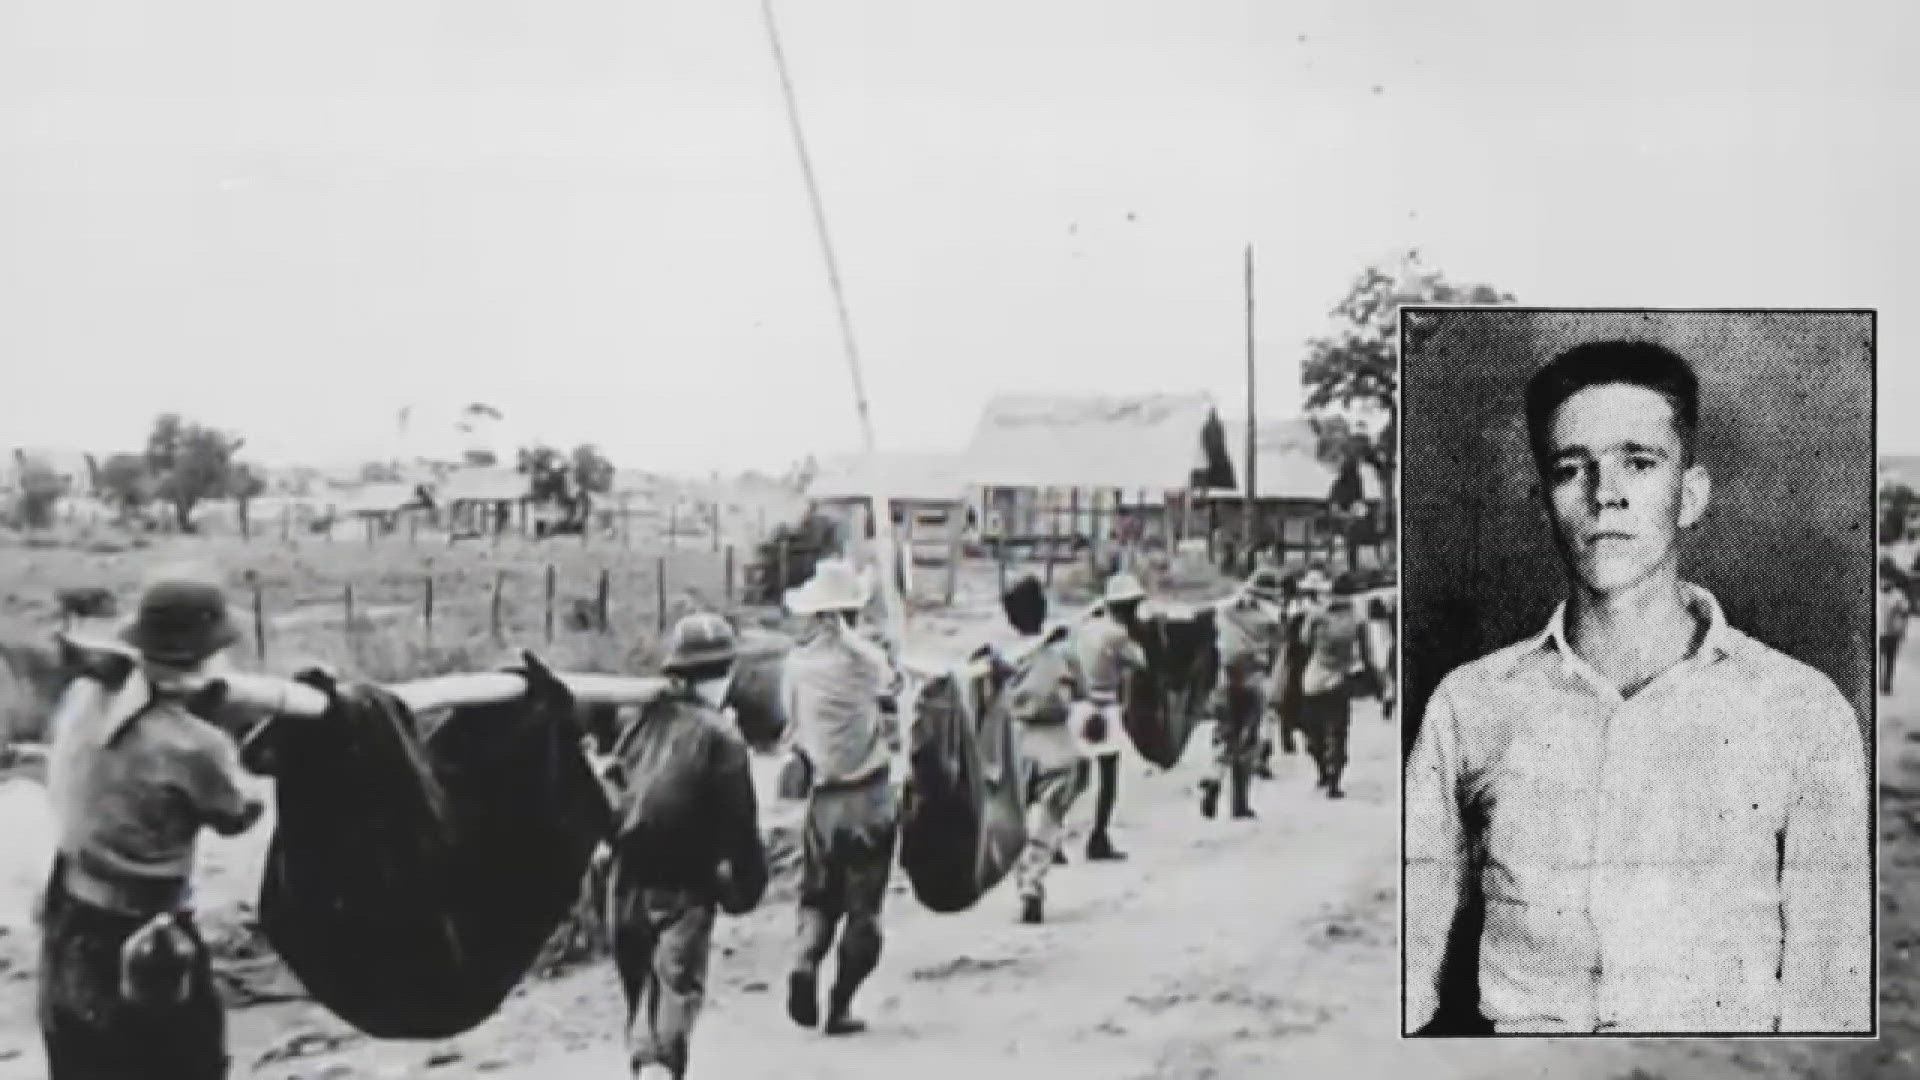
[959, 392, 1236, 560]
[437, 467, 532, 539]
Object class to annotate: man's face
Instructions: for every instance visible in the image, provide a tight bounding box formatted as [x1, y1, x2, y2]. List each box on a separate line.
[1540, 382, 1710, 596]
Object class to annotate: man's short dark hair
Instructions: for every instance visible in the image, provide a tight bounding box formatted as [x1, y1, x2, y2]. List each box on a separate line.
[1525, 340, 1700, 467]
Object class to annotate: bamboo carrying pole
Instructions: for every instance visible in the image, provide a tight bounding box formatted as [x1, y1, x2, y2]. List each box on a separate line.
[763, 0, 914, 787]
[761, 0, 907, 658]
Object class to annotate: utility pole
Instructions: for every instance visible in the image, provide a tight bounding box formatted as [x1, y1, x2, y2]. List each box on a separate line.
[1244, 244, 1258, 561]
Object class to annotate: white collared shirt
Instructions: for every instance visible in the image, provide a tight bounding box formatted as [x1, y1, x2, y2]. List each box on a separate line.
[1404, 584, 1870, 1034]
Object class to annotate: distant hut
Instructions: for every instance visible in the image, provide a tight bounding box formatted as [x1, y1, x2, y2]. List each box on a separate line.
[959, 392, 1236, 562]
[342, 482, 436, 536]
[806, 453, 971, 599]
[438, 468, 531, 539]
[1213, 419, 1388, 566]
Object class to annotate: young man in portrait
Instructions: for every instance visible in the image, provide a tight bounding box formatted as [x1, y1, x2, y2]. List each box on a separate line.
[1404, 340, 1871, 1036]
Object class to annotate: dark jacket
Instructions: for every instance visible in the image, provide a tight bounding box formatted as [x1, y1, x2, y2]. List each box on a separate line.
[610, 690, 768, 913]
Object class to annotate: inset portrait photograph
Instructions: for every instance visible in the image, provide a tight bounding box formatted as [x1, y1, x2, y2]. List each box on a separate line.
[1399, 309, 1875, 1037]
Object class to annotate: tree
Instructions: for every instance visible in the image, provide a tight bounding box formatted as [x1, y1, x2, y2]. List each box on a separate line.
[229, 463, 267, 537]
[517, 444, 571, 504]
[572, 445, 614, 498]
[1884, 480, 1920, 544]
[14, 456, 67, 529]
[145, 413, 245, 532]
[1301, 249, 1516, 506]
[96, 453, 155, 522]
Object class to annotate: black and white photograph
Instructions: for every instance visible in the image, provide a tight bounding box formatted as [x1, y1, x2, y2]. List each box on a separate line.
[1, 2, 1917, 1078]
[1401, 311, 1876, 1038]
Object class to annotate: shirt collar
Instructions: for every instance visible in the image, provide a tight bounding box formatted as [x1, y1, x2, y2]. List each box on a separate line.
[1513, 581, 1741, 678]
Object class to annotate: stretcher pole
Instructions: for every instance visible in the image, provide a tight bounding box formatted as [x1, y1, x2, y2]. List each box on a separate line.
[759, 0, 914, 771]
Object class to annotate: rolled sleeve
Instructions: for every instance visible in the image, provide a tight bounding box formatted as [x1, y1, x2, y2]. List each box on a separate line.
[1404, 681, 1470, 1033]
[1778, 684, 1872, 1032]
[179, 728, 262, 836]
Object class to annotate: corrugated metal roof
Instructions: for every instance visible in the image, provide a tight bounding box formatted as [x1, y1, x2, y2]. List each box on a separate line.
[961, 392, 1231, 490]
[342, 482, 430, 515]
[806, 453, 967, 502]
[1214, 418, 1386, 502]
[437, 468, 528, 503]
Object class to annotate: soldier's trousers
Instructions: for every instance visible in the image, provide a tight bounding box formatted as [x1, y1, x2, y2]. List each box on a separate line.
[1014, 759, 1088, 902]
[794, 771, 899, 1002]
[1210, 679, 1266, 784]
[608, 869, 716, 1080]
[1300, 688, 1352, 789]
[37, 858, 226, 1080]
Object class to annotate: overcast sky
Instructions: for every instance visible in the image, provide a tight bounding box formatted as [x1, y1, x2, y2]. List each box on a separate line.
[2, 0, 1914, 475]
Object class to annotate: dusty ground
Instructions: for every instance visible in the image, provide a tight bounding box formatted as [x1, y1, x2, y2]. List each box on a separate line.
[0, 586, 1913, 1077]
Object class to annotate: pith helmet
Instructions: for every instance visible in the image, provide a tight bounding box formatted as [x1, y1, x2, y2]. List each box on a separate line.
[662, 612, 737, 675]
[118, 565, 240, 668]
[1104, 572, 1147, 605]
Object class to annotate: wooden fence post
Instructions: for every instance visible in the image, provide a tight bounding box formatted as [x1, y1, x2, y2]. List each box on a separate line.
[490, 571, 504, 642]
[252, 582, 266, 662]
[597, 568, 611, 633]
[424, 574, 434, 642]
[544, 564, 556, 643]
[656, 556, 667, 633]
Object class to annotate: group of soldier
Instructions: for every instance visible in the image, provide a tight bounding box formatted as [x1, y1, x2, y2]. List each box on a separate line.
[33, 552, 1392, 1079]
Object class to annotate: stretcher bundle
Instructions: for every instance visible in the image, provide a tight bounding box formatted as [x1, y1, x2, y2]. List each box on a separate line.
[898, 658, 1028, 913]
[1121, 608, 1221, 769]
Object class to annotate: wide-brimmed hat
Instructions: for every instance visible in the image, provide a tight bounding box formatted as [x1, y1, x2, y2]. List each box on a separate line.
[1298, 568, 1332, 594]
[118, 567, 240, 668]
[784, 557, 873, 616]
[1103, 572, 1147, 605]
[1332, 571, 1362, 597]
[662, 612, 737, 675]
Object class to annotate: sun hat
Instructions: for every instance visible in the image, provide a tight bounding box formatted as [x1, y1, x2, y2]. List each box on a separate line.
[1103, 572, 1147, 605]
[118, 565, 240, 668]
[784, 557, 873, 616]
[661, 612, 738, 676]
[1299, 568, 1332, 594]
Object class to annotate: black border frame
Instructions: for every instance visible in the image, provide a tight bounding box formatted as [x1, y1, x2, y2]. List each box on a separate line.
[1394, 305, 1881, 1041]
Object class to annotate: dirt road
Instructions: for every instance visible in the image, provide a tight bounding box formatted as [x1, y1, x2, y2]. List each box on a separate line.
[3, 624, 1916, 1078]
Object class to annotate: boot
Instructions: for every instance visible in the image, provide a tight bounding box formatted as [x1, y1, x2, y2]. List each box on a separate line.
[1085, 833, 1127, 862]
[787, 968, 819, 1029]
[1326, 768, 1345, 800]
[1020, 894, 1044, 925]
[1199, 778, 1221, 820]
[1230, 767, 1256, 820]
[824, 984, 868, 1036]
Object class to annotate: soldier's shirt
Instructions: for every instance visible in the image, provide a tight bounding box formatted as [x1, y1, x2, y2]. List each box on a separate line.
[47, 671, 256, 913]
[1404, 583, 1869, 1035]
